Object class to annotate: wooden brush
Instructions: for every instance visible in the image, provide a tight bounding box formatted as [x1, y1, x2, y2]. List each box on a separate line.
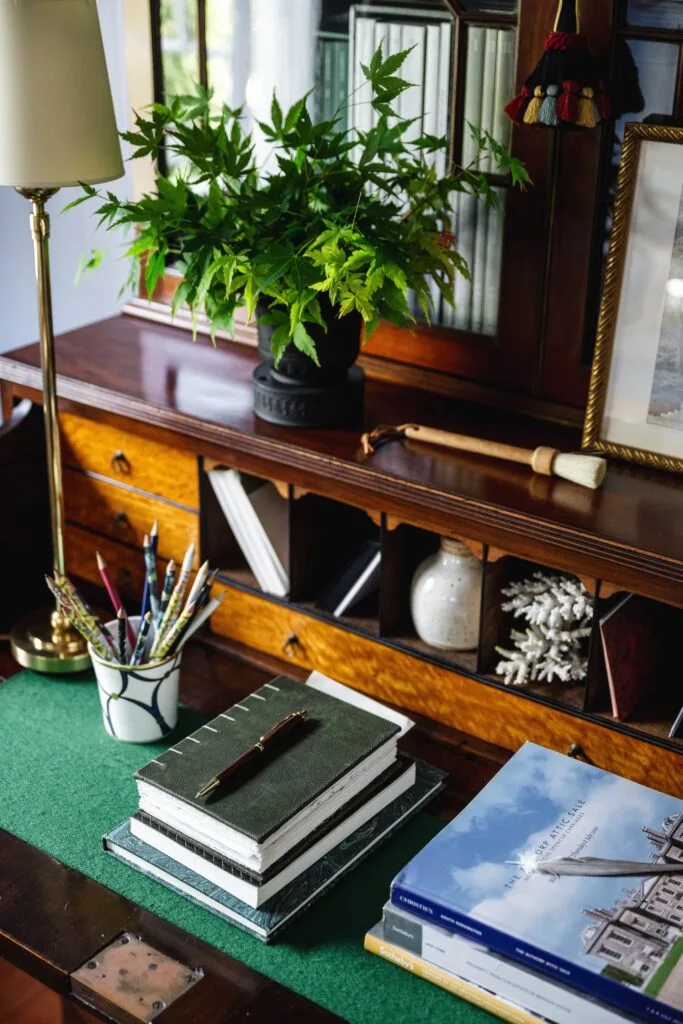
[360, 423, 607, 491]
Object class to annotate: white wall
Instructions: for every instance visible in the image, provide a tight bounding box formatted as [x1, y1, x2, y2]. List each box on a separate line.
[0, 0, 132, 354]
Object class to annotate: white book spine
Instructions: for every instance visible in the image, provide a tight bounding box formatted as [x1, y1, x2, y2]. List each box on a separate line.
[478, 28, 499, 171]
[382, 905, 630, 1024]
[470, 198, 489, 333]
[453, 191, 475, 330]
[435, 22, 452, 180]
[461, 26, 485, 168]
[423, 23, 443, 322]
[491, 29, 515, 152]
[397, 23, 426, 143]
[350, 14, 376, 163]
[482, 188, 505, 337]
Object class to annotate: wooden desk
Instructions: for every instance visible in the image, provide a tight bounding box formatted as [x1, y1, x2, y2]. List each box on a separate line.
[0, 641, 505, 1023]
[0, 313, 681, 1021]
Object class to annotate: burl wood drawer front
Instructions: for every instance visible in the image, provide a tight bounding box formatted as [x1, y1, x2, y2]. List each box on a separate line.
[210, 581, 683, 797]
[66, 524, 168, 602]
[64, 469, 199, 567]
[60, 413, 199, 508]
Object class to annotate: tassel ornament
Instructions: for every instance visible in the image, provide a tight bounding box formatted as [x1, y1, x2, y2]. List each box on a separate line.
[577, 86, 597, 128]
[523, 87, 544, 124]
[557, 80, 580, 123]
[504, 0, 611, 131]
[504, 85, 532, 125]
[538, 85, 560, 126]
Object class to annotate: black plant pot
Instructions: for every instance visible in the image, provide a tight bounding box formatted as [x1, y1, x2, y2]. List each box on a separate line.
[252, 297, 365, 428]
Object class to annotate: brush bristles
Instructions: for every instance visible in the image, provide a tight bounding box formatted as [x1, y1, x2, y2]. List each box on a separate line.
[553, 453, 607, 490]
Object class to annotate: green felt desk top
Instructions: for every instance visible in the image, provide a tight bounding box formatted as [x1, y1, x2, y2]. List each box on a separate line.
[0, 670, 494, 1024]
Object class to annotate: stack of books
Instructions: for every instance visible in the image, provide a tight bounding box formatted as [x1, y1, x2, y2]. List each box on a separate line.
[105, 672, 444, 941]
[366, 742, 683, 1024]
[207, 467, 290, 597]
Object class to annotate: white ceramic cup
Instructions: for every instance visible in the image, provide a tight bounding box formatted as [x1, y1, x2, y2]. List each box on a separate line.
[88, 616, 181, 743]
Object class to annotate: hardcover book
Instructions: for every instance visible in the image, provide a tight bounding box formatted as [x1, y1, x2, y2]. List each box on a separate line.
[135, 676, 400, 873]
[131, 756, 416, 907]
[379, 903, 632, 1024]
[106, 758, 445, 942]
[391, 742, 683, 1023]
[365, 922, 545, 1024]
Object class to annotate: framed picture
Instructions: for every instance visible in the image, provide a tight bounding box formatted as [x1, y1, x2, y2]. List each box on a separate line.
[583, 122, 683, 473]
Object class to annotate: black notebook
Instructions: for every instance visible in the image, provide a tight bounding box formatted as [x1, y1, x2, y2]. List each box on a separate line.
[135, 676, 399, 869]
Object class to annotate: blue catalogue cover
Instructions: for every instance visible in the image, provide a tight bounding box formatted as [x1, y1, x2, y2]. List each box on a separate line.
[391, 742, 683, 1024]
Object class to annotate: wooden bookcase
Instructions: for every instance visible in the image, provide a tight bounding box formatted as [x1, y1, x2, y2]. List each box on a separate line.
[1, 313, 682, 796]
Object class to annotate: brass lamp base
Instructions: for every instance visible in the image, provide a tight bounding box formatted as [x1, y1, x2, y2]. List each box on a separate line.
[10, 607, 91, 674]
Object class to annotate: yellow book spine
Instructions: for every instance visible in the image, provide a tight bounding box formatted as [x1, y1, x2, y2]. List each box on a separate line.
[364, 931, 545, 1024]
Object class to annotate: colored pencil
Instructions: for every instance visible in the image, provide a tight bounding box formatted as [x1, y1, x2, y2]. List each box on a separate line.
[176, 591, 226, 651]
[186, 559, 209, 608]
[195, 569, 217, 612]
[117, 607, 128, 664]
[46, 576, 111, 660]
[158, 559, 176, 621]
[143, 532, 160, 622]
[50, 573, 116, 655]
[130, 611, 153, 666]
[152, 542, 195, 654]
[141, 519, 159, 618]
[154, 601, 195, 661]
[96, 551, 136, 647]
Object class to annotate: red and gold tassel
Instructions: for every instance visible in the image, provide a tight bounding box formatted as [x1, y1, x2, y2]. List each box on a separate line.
[504, 85, 532, 125]
[557, 80, 580, 123]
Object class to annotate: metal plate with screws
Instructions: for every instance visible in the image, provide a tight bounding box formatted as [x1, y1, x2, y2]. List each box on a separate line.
[71, 932, 203, 1023]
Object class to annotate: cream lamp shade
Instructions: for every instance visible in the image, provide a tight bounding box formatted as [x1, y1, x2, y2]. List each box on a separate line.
[0, 0, 124, 188]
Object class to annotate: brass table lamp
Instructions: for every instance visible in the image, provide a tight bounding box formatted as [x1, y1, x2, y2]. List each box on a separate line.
[0, 0, 124, 672]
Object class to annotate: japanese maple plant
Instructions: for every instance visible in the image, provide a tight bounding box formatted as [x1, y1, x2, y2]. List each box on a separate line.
[76, 44, 529, 366]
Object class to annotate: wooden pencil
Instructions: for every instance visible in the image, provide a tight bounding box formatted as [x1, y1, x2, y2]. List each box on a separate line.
[117, 607, 128, 664]
[96, 552, 135, 647]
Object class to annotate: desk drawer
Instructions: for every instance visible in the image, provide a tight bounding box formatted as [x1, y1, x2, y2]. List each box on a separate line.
[210, 580, 683, 797]
[66, 524, 168, 602]
[64, 469, 199, 566]
[60, 413, 199, 508]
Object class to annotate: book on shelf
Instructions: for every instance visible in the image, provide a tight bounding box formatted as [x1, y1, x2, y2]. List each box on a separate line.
[470, 198, 489, 334]
[482, 189, 505, 336]
[105, 758, 445, 942]
[462, 25, 485, 168]
[315, 539, 381, 618]
[365, 922, 547, 1024]
[478, 28, 499, 171]
[391, 741, 683, 1024]
[130, 754, 415, 908]
[492, 29, 515, 153]
[374, 902, 633, 1024]
[207, 468, 289, 597]
[453, 192, 475, 330]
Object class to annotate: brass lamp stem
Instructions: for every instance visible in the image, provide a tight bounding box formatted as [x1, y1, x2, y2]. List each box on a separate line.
[22, 188, 65, 576]
[9, 188, 90, 673]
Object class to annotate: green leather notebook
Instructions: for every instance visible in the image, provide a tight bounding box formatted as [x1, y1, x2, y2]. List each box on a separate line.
[135, 676, 399, 851]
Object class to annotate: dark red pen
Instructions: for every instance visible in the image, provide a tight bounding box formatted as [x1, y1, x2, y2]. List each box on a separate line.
[195, 709, 308, 799]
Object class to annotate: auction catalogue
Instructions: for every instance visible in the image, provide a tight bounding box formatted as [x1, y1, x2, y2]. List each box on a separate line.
[391, 742, 683, 1024]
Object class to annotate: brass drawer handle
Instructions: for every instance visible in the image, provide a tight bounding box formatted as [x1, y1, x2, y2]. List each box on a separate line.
[282, 633, 306, 660]
[112, 511, 131, 532]
[111, 450, 131, 475]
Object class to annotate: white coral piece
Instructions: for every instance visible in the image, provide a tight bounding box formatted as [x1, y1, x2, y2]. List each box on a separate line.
[494, 573, 593, 687]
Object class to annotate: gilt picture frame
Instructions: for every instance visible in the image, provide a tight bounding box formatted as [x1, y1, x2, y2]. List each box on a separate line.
[583, 122, 683, 473]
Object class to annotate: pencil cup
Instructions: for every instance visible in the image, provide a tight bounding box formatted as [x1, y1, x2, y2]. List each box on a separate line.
[89, 617, 181, 743]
